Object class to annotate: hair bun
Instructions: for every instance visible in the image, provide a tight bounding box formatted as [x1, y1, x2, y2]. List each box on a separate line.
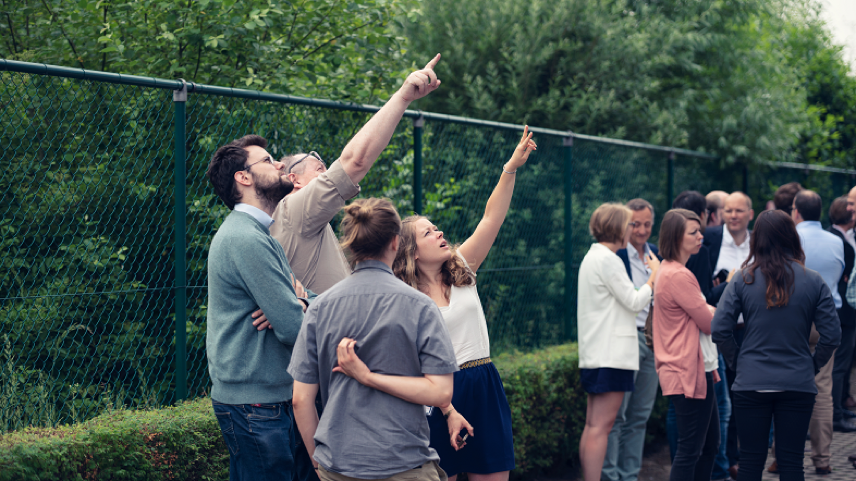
[345, 203, 373, 223]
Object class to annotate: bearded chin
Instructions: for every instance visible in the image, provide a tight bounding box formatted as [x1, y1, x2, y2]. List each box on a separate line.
[256, 177, 294, 211]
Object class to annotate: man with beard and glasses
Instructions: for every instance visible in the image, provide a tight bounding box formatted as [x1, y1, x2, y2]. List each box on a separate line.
[205, 134, 317, 481]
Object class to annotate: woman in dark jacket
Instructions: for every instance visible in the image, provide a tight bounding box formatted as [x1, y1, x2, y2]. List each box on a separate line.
[712, 210, 841, 481]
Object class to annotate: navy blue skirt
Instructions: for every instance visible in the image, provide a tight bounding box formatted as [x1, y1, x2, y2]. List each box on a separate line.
[427, 361, 515, 476]
[580, 367, 635, 394]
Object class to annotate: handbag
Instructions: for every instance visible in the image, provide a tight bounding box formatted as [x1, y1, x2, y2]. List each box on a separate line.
[644, 301, 655, 349]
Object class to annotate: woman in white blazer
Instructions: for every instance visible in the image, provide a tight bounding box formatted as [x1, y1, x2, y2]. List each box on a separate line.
[577, 203, 660, 481]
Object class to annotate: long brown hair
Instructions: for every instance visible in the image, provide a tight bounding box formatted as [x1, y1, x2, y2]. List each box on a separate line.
[393, 215, 475, 294]
[339, 198, 401, 267]
[742, 210, 805, 308]
[658, 209, 701, 261]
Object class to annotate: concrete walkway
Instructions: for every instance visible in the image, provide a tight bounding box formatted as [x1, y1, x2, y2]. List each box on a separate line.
[759, 428, 856, 481]
[534, 428, 856, 480]
[631, 429, 856, 481]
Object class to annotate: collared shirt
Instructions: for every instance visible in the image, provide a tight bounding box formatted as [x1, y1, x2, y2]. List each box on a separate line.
[714, 228, 751, 324]
[713, 227, 751, 275]
[234, 203, 274, 228]
[271, 160, 360, 294]
[626, 242, 652, 328]
[287, 260, 458, 479]
[833, 224, 856, 253]
[797, 221, 845, 309]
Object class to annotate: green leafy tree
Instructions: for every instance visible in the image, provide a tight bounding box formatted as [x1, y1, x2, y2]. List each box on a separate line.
[398, 0, 815, 165]
[1, 0, 414, 103]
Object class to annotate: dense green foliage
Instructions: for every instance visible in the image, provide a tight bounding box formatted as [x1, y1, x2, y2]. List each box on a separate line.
[0, 397, 228, 481]
[399, 0, 856, 168]
[0, 343, 668, 480]
[0, 0, 414, 104]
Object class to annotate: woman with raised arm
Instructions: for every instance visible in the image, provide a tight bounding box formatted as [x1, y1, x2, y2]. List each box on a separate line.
[576, 202, 661, 481]
[288, 198, 460, 481]
[712, 210, 840, 481]
[388, 127, 537, 481]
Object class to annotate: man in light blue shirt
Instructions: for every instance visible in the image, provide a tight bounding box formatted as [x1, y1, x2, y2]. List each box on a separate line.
[793, 189, 845, 472]
[794, 191, 845, 308]
[603, 198, 659, 481]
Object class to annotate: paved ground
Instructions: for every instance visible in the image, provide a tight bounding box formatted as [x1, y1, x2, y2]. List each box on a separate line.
[535, 429, 856, 480]
[758, 428, 856, 481]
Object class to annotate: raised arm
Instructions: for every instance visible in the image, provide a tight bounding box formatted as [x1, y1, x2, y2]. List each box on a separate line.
[458, 127, 537, 271]
[338, 55, 443, 185]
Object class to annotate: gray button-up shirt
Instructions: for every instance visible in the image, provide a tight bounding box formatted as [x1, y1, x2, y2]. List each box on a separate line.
[288, 260, 458, 479]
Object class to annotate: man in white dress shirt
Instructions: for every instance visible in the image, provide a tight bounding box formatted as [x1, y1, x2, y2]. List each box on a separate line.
[702, 191, 753, 479]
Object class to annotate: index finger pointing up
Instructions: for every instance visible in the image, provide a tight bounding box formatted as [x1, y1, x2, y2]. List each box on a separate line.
[425, 53, 441, 70]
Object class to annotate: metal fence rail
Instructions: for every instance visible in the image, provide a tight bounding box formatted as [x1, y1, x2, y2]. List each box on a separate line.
[1, 59, 854, 431]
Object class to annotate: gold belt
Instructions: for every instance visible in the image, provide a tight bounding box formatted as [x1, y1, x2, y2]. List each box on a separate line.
[459, 357, 491, 369]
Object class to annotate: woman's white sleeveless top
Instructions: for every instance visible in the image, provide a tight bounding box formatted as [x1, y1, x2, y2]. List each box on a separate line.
[437, 255, 491, 366]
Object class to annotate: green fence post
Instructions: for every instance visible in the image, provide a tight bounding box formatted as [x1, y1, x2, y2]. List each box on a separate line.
[667, 151, 675, 207]
[413, 115, 424, 215]
[173, 81, 188, 402]
[564, 134, 574, 341]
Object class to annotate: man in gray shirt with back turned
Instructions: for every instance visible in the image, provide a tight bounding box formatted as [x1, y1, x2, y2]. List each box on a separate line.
[288, 258, 459, 479]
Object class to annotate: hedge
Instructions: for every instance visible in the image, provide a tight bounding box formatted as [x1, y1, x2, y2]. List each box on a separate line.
[0, 343, 668, 480]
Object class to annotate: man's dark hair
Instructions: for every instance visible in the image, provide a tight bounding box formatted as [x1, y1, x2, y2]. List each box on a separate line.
[626, 198, 655, 220]
[829, 196, 851, 226]
[794, 190, 822, 222]
[672, 191, 706, 217]
[206, 135, 268, 209]
[774, 182, 804, 212]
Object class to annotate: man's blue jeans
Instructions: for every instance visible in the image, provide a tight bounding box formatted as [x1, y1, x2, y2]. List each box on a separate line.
[602, 331, 659, 481]
[711, 353, 732, 480]
[213, 400, 296, 481]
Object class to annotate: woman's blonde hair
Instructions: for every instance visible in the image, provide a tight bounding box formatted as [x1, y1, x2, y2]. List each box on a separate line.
[589, 203, 632, 243]
[339, 198, 401, 267]
[393, 215, 475, 293]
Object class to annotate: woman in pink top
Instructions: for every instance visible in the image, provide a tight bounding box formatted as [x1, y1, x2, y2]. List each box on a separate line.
[652, 209, 719, 481]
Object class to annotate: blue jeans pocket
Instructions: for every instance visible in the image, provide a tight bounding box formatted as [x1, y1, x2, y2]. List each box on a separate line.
[214, 410, 240, 456]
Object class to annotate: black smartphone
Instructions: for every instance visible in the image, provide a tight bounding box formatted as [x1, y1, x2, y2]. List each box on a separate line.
[715, 269, 729, 284]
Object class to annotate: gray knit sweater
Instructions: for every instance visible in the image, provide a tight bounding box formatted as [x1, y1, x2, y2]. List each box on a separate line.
[206, 211, 308, 403]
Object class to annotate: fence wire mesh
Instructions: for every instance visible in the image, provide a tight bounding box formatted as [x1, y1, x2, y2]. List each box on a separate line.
[1, 63, 854, 432]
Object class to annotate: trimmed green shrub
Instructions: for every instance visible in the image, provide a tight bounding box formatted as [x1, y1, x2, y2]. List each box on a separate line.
[493, 343, 668, 479]
[0, 343, 667, 480]
[0, 398, 228, 481]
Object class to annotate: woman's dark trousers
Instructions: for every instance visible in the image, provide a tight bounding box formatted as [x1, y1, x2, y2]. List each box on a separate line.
[732, 390, 814, 481]
[669, 372, 720, 481]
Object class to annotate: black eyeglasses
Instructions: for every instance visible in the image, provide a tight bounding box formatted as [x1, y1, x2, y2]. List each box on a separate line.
[243, 156, 274, 172]
[287, 151, 324, 173]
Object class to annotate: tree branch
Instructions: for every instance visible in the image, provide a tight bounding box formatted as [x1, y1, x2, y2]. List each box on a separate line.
[101, 6, 108, 71]
[285, 0, 308, 47]
[4, 13, 19, 53]
[283, 0, 341, 59]
[292, 24, 369, 66]
[40, 0, 85, 68]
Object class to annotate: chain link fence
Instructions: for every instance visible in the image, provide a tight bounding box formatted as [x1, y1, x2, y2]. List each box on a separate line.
[1, 59, 854, 431]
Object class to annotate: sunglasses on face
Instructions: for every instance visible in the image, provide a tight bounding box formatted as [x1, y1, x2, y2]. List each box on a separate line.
[287, 151, 325, 173]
